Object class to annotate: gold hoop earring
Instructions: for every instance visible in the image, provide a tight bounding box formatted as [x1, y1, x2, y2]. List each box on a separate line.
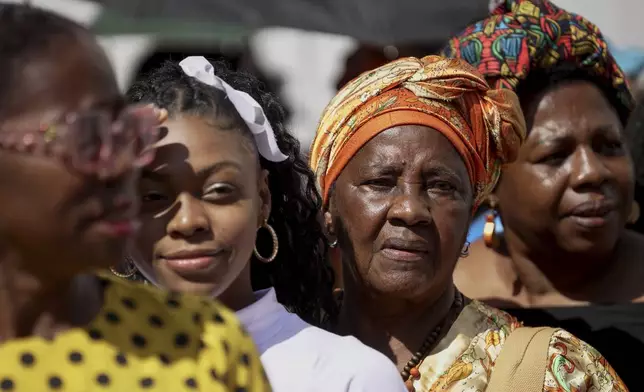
[253, 220, 279, 263]
[629, 201, 640, 224]
[483, 201, 500, 249]
[110, 257, 137, 278]
[461, 241, 470, 257]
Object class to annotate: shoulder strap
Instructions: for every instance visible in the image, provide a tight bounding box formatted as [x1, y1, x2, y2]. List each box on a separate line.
[486, 327, 558, 392]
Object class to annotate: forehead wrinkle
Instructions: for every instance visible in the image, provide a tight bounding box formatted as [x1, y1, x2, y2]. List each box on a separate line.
[529, 121, 567, 146]
[530, 118, 623, 149]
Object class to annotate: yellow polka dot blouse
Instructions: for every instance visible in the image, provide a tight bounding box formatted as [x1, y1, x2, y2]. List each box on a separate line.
[0, 274, 271, 392]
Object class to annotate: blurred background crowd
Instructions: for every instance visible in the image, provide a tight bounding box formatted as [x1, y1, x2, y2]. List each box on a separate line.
[24, 0, 644, 153]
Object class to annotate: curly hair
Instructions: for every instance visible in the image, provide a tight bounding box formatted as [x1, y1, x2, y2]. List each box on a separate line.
[0, 4, 87, 118]
[126, 60, 338, 326]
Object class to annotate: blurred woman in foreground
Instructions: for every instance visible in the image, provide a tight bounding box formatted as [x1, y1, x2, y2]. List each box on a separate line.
[0, 5, 269, 391]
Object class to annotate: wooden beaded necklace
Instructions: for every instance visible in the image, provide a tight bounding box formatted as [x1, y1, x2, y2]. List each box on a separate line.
[400, 292, 465, 392]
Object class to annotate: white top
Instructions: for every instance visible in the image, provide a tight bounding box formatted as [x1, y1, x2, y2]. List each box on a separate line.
[236, 288, 407, 392]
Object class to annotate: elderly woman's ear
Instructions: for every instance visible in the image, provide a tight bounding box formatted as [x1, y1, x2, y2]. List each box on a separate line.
[323, 207, 337, 243]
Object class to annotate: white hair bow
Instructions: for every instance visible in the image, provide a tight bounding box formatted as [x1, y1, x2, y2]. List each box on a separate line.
[179, 56, 288, 162]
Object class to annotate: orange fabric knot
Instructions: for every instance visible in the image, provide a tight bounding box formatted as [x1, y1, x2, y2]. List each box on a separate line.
[309, 55, 526, 211]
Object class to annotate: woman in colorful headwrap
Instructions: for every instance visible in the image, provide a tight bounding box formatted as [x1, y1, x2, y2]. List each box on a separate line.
[310, 54, 627, 392]
[443, 0, 644, 388]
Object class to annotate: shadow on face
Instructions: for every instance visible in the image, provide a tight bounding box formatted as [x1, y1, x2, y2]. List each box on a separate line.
[496, 81, 634, 256]
[0, 34, 136, 280]
[327, 125, 473, 300]
[133, 115, 270, 300]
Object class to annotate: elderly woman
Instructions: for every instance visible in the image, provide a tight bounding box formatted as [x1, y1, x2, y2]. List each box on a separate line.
[443, 1, 644, 388]
[0, 5, 268, 391]
[309, 55, 627, 391]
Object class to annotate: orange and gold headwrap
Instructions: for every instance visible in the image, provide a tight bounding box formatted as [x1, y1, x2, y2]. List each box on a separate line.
[309, 55, 527, 210]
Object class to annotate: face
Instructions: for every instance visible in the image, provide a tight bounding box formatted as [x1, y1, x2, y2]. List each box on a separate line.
[0, 35, 138, 281]
[134, 115, 270, 300]
[327, 126, 473, 300]
[497, 81, 634, 255]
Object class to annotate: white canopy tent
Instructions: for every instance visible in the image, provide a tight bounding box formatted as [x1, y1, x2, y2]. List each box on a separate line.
[1, 0, 155, 90]
[4, 0, 643, 149]
[555, 0, 644, 50]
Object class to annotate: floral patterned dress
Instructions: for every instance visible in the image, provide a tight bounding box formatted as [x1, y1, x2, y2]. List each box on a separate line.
[413, 301, 627, 391]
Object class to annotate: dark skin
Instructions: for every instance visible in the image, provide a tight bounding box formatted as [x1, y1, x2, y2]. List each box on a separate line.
[326, 125, 473, 369]
[133, 115, 271, 311]
[456, 81, 644, 307]
[0, 35, 138, 340]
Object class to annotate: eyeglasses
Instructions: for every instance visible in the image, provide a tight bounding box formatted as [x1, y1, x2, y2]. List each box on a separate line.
[0, 105, 162, 177]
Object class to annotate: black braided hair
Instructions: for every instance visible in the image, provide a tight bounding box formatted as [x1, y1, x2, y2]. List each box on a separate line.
[0, 4, 87, 118]
[126, 60, 338, 326]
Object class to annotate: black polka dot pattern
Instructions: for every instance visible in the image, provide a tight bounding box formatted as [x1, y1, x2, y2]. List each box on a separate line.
[0, 378, 14, 391]
[185, 378, 197, 389]
[167, 299, 180, 308]
[159, 354, 171, 366]
[48, 376, 63, 389]
[20, 353, 34, 367]
[105, 312, 120, 324]
[131, 334, 146, 348]
[0, 275, 270, 392]
[88, 329, 103, 340]
[121, 297, 136, 310]
[166, 293, 180, 308]
[69, 351, 83, 364]
[96, 374, 110, 386]
[148, 315, 164, 328]
[115, 353, 127, 366]
[174, 333, 189, 348]
[140, 377, 154, 388]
